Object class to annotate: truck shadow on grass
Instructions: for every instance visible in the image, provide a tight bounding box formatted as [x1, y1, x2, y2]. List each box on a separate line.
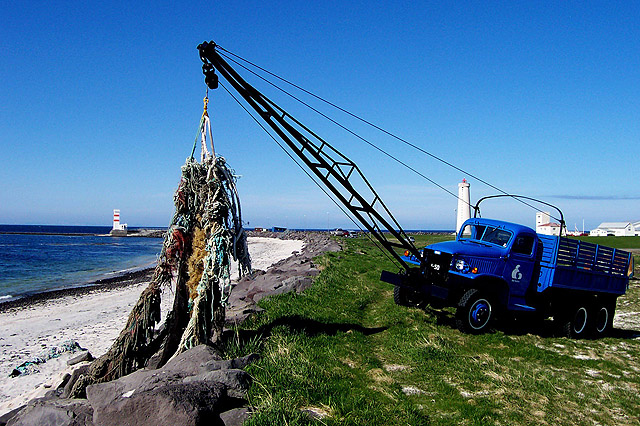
[256, 315, 388, 337]
[494, 317, 640, 340]
[609, 328, 640, 339]
[416, 306, 560, 338]
[222, 315, 388, 354]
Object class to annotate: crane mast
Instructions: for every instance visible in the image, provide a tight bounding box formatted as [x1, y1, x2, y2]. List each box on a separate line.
[197, 41, 423, 271]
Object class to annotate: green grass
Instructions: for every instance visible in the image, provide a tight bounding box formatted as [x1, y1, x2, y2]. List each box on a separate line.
[224, 235, 640, 425]
[569, 235, 640, 249]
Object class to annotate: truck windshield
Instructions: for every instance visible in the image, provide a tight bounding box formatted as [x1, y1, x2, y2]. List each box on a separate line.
[460, 224, 513, 247]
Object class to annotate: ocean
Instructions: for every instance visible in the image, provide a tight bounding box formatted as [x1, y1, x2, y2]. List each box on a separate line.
[0, 225, 163, 302]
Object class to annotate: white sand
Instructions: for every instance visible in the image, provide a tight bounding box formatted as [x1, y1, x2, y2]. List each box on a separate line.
[0, 236, 303, 415]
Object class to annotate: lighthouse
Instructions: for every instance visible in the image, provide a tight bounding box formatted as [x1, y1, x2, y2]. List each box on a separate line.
[456, 179, 471, 234]
[110, 209, 128, 236]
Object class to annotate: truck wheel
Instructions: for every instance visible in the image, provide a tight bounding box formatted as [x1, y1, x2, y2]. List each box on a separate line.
[456, 289, 494, 334]
[592, 301, 615, 337]
[557, 304, 590, 338]
[393, 285, 424, 308]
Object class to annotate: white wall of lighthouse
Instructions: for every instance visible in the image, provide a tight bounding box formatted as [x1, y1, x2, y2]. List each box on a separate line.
[456, 179, 471, 234]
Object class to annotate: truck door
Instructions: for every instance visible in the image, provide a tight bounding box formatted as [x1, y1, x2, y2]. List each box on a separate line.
[504, 233, 537, 301]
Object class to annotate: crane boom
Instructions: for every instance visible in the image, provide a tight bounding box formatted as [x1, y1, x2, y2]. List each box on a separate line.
[197, 41, 422, 270]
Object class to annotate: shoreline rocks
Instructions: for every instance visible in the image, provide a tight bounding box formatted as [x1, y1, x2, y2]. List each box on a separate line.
[226, 232, 341, 324]
[5, 346, 256, 426]
[2, 232, 341, 426]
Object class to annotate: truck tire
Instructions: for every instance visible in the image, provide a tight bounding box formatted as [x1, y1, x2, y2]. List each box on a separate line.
[556, 303, 590, 338]
[456, 289, 494, 334]
[592, 301, 615, 337]
[393, 285, 424, 308]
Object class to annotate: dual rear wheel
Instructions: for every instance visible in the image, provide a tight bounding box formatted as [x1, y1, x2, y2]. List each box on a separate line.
[556, 299, 615, 338]
[593, 301, 615, 337]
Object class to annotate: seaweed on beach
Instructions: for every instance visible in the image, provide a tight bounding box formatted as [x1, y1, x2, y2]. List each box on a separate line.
[69, 107, 251, 397]
[10, 341, 82, 377]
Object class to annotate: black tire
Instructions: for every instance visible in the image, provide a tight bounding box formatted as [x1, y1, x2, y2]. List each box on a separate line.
[556, 303, 590, 338]
[393, 285, 424, 308]
[592, 300, 615, 338]
[455, 289, 494, 334]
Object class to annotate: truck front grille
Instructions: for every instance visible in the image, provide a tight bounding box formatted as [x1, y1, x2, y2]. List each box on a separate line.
[424, 249, 452, 284]
[467, 258, 500, 275]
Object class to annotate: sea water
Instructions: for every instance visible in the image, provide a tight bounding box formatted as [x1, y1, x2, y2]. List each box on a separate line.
[0, 225, 163, 301]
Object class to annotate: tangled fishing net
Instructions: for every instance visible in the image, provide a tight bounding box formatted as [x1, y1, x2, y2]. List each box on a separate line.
[70, 102, 251, 397]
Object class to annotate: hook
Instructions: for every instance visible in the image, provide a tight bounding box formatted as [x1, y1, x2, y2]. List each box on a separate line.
[203, 95, 209, 116]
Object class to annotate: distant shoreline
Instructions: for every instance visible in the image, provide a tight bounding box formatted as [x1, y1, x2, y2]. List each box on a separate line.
[0, 229, 166, 238]
[0, 268, 155, 313]
[0, 231, 101, 236]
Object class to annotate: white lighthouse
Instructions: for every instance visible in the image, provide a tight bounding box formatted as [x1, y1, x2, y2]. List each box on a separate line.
[110, 209, 128, 236]
[456, 179, 471, 234]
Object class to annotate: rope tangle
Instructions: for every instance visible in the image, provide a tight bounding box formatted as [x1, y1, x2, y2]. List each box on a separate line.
[69, 105, 250, 397]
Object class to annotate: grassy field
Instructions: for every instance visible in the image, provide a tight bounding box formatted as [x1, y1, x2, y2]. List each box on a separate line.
[224, 235, 640, 425]
[568, 235, 640, 249]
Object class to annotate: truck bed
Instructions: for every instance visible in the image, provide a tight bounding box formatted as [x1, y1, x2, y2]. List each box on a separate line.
[537, 235, 631, 295]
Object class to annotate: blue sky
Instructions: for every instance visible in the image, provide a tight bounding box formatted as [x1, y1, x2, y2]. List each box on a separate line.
[1, 1, 638, 231]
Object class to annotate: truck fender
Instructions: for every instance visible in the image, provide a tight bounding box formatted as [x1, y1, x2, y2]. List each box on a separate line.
[461, 276, 510, 310]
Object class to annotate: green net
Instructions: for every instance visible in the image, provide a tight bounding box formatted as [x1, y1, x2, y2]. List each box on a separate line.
[70, 118, 251, 398]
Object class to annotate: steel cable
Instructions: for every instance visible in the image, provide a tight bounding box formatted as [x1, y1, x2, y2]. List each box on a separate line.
[215, 45, 562, 223]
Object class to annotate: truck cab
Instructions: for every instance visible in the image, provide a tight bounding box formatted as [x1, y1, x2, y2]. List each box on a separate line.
[402, 218, 538, 310]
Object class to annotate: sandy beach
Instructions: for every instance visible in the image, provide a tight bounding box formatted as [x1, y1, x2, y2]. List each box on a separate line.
[0, 236, 304, 416]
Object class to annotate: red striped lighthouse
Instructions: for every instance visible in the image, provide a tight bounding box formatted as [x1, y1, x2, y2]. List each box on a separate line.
[111, 209, 128, 236]
[113, 209, 121, 228]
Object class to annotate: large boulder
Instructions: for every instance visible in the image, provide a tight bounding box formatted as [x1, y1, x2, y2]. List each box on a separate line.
[161, 344, 223, 376]
[6, 397, 93, 426]
[85, 345, 255, 426]
[6, 343, 259, 426]
[183, 369, 252, 398]
[88, 380, 225, 426]
[219, 407, 251, 426]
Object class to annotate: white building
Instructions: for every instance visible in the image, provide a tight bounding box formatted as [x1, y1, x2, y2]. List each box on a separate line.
[110, 209, 128, 236]
[590, 228, 609, 237]
[536, 211, 566, 236]
[635, 222, 640, 237]
[590, 222, 636, 237]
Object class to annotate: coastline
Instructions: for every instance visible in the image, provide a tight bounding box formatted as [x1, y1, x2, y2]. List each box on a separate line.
[0, 231, 313, 311]
[0, 235, 312, 416]
[0, 268, 155, 314]
[0, 227, 166, 238]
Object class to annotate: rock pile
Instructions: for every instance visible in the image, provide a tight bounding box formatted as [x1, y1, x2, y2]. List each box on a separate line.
[227, 232, 340, 323]
[4, 345, 255, 426]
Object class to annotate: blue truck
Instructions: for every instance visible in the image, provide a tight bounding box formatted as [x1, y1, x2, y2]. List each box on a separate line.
[198, 41, 635, 339]
[383, 217, 634, 337]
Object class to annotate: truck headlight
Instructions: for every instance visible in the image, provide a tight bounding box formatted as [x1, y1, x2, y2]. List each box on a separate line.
[455, 259, 474, 273]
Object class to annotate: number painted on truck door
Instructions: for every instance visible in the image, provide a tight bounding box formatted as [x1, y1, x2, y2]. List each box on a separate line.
[511, 265, 523, 282]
